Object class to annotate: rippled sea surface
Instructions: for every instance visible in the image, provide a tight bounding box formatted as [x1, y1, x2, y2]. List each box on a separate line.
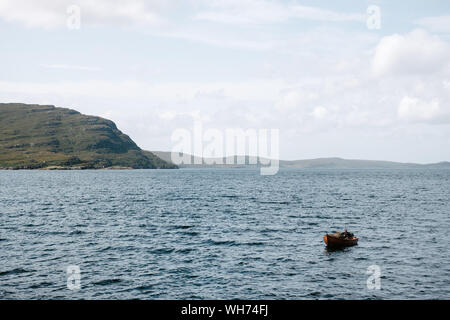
[1, 169, 449, 299]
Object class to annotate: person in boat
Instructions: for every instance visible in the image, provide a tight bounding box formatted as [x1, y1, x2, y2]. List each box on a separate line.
[340, 229, 354, 239]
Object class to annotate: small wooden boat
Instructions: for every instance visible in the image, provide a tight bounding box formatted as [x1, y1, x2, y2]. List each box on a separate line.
[323, 232, 358, 248]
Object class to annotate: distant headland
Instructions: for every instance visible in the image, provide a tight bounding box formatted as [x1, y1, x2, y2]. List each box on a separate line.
[0, 103, 176, 170]
[152, 152, 450, 169]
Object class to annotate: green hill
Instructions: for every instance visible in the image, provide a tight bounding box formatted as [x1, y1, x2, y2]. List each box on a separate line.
[0, 103, 177, 169]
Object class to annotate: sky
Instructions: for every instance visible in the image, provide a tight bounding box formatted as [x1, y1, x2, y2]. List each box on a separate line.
[0, 0, 450, 163]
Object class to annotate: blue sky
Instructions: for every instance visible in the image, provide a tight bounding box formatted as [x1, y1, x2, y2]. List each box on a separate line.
[1, 0, 450, 162]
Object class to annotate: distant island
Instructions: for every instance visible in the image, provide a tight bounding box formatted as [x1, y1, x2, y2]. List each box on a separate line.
[153, 151, 450, 169]
[0, 103, 176, 170]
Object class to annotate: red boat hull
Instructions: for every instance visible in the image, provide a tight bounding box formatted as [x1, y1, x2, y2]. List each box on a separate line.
[323, 234, 358, 248]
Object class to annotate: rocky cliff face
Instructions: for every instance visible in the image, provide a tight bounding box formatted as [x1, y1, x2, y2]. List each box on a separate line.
[0, 103, 177, 169]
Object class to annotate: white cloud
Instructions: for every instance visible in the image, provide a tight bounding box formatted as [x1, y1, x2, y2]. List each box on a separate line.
[0, 0, 166, 29]
[275, 90, 318, 111]
[0, 79, 283, 103]
[0, 0, 364, 29]
[398, 96, 444, 123]
[158, 110, 178, 120]
[193, 0, 365, 25]
[372, 29, 450, 77]
[155, 28, 278, 50]
[0, 0, 375, 54]
[193, 0, 288, 25]
[311, 106, 328, 119]
[397, 96, 450, 123]
[290, 4, 365, 23]
[415, 15, 450, 33]
[41, 64, 100, 71]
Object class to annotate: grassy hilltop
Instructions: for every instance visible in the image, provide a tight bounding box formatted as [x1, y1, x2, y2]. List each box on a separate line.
[0, 103, 176, 169]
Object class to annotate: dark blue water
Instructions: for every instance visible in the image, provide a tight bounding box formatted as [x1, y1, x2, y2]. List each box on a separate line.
[1, 169, 449, 299]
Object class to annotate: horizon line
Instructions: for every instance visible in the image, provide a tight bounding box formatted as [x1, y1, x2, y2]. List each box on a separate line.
[150, 151, 450, 166]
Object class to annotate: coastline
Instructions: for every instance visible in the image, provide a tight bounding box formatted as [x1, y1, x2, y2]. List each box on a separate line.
[0, 166, 170, 170]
